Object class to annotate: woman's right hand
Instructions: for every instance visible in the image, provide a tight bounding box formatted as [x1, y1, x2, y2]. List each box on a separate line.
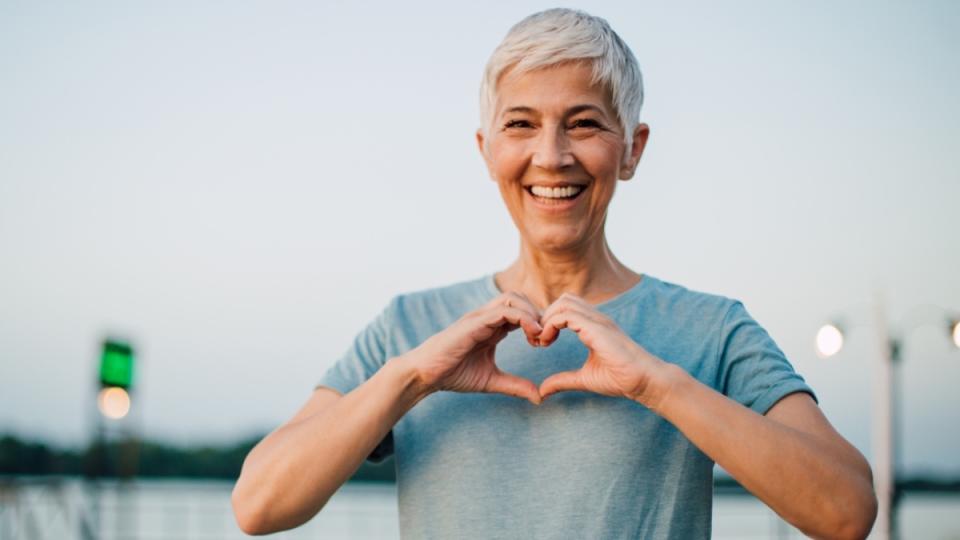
[402, 291, 544, 404]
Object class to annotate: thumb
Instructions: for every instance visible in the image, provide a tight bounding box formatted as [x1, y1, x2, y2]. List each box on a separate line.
[539, 370, 585, 400]
[484, 371, 542, 405]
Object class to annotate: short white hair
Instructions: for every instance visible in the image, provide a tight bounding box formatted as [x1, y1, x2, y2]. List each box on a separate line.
[479, 8, 644, 145]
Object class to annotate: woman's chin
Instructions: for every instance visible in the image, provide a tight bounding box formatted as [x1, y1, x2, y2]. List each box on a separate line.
[525, 227, 588, 253]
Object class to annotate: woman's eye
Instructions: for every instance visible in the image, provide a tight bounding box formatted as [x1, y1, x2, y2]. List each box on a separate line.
[504, 119, 533, 129]
[571, 118, 602, 129]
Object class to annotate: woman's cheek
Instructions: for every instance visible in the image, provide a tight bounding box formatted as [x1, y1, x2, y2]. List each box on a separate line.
[496, 153, 524, 180]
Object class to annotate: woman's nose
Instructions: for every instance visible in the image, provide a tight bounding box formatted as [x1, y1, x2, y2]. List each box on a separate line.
[531, 129, 574, 171]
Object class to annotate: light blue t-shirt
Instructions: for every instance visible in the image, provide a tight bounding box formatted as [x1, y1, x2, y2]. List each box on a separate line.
[317, 273, 816, 539]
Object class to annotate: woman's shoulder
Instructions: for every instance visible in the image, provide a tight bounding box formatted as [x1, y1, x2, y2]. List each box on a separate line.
[643, 274, 736, 303]
[386, 274, 498, 320]
[627, 274, 741, 324]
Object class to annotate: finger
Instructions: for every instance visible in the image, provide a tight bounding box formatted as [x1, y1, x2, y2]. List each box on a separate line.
[508, 291, 546, 344]
[484, 370, 542, 405]
[539, 297, 567, 326]
[539, 300, 574, 341]
[540, 296, 586, 330]
[481, 293, 542, 345]
[484, 325, 511, 348]
[482, 306, 543, 345]
[539, 369, 585, 400]
[484, 291, 542, 321]
[542, 293, 604, 324]
[499, 292, 544, 344]
[538, 309, 593, 347]
[505, 290, 543, 319]
[500, 291, 540, 317]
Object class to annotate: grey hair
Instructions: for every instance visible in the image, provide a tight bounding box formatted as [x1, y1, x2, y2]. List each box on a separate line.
[479, 8, 644, 145]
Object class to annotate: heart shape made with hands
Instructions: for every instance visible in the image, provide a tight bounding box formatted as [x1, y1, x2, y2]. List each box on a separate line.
[483, 291, 662, 406]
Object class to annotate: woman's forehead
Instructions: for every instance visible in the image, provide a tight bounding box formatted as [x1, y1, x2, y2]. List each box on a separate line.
[495, 63, 615, 117]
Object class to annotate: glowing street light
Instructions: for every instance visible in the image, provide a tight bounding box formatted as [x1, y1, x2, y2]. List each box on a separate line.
[814, 323, 844, 358]
[815, 302, 959, 540]
[97, 387, 131, 420]
[817, 315, 960, 358]
[96, 339, 135, 420]
[88, 337, 141, 521]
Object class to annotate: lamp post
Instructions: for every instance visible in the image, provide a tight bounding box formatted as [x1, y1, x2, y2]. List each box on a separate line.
[815, 298, 960, 540]
[98, 340, 134, 420]
[86, 338, 139, 540]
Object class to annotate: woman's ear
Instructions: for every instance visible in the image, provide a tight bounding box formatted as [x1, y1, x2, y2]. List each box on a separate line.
[475, 128, 486, 156]
[619, 123, 650, 180]
[475, 128, 495, 181]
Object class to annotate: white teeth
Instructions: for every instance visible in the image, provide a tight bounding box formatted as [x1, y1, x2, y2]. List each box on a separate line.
[530, 185, 584, 199]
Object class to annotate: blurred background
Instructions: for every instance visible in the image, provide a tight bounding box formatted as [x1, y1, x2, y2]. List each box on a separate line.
[1, 0, 958, 538]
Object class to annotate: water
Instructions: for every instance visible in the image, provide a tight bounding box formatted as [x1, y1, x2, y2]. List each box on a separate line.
[2, 478, 958, 539]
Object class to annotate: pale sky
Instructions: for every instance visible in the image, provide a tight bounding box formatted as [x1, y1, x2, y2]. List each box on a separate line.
[1, 1, 958, 474]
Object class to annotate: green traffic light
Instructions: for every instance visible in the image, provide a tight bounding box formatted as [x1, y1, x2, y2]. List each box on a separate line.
[100, 340, 134, 389]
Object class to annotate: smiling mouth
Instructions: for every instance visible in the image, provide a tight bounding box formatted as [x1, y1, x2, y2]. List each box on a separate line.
[526, 185, 587, 203]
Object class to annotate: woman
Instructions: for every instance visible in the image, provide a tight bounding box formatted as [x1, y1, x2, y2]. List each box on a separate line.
[232, 8, 877, 539]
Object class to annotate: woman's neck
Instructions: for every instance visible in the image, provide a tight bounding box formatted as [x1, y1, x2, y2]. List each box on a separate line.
[494, 236, 642, 310]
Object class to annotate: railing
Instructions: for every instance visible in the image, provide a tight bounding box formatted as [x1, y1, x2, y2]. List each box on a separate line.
[1, 477, 399, 540]
[3, 476, 958, 539]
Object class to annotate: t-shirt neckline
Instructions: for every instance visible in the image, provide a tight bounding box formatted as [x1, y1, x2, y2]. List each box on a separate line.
[480, 272, 655, 313]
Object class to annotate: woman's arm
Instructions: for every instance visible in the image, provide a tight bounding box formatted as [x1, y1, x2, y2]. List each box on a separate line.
[654, 366, 876, 540]
[536, 293, 877, 540]
[232, 291, 543, 535]
[231, 357, 425, 535]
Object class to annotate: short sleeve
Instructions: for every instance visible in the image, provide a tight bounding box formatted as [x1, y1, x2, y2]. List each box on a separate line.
[717, 301, 817, 415]
[316, 296, 400, 394]
[315, 296, 399, 462]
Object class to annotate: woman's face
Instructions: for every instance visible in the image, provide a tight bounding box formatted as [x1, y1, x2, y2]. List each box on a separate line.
[477, 61, 649, 254]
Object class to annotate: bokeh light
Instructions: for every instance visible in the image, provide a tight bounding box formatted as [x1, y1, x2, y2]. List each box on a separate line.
[952, 321, 960, 349]
[97, 387, 131, 420]
[815, 324, 844, 358]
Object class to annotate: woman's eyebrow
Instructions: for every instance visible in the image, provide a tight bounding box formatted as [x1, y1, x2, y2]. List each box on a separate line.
[502, 106, 536, 115]
[566, 104, 607, 116]
[501, 104, 607, 116]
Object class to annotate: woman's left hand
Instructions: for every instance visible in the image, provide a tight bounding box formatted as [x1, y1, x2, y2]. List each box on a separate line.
[537, 293, 675, 410]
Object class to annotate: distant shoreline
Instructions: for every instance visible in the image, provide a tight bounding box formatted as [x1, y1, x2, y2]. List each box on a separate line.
[3, 433, 959, 493]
